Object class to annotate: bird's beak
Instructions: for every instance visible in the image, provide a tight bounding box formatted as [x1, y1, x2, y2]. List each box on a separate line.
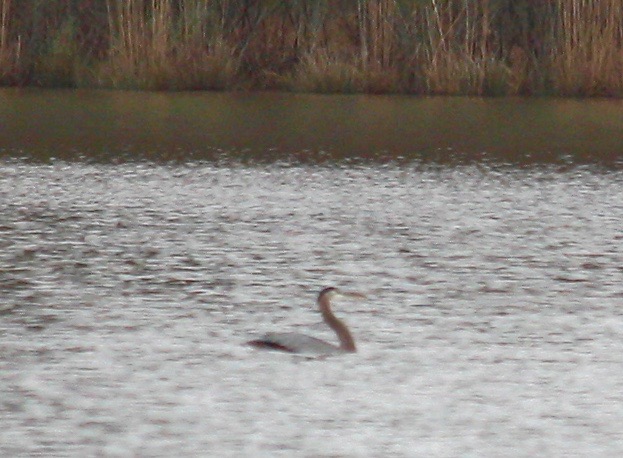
[341, 291, 367, 300]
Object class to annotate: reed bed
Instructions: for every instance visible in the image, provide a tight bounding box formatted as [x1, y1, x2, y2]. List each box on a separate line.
[550, 0, 623, 96]
[0, 0, 622, 95]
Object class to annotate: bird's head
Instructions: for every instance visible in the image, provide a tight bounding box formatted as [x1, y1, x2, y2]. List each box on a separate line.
[318, 287, 366, 303]
[318, 287, 339, 301]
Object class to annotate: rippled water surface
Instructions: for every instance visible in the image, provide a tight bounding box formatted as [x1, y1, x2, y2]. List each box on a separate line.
[1, 162, 622, 457]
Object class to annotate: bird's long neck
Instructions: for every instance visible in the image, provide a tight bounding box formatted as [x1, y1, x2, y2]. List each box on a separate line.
[319, 296, 356, 352]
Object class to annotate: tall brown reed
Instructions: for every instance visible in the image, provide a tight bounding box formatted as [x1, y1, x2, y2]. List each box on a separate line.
[1, 0, 623, 95]
[0, 0, 8, 55]
[550, 0, 623, 96]
[101, 0, 238, 90]
[0, 0, 21, 84]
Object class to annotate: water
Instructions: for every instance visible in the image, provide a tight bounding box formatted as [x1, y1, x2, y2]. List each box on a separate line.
[1, 161, 622, 457]
[2, 89, 623, 166]
[1, 89, 623, 456]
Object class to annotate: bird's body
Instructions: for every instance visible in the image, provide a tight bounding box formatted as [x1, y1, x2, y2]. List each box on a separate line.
[247, 287, 359, 355]
[248, 332, 346, 354]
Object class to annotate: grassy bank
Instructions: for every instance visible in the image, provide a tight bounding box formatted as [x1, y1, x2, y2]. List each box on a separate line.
[1, 0, 622, 96]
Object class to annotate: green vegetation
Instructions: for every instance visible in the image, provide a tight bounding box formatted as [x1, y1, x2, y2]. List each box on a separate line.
[1, 0, 622, 96]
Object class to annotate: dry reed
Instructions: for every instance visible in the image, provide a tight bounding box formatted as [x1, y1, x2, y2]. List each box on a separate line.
[100, 0, 239, 90]
[0, 0, 622, 96]
[0, 0, 21, 84]
[550, 0, 623, 96]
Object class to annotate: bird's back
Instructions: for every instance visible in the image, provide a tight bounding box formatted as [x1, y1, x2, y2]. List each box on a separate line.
[248, 332, 344, 355]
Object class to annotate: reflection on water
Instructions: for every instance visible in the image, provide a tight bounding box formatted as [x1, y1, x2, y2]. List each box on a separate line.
[1, 163, 622, 456]
[1, 89, 623, 166]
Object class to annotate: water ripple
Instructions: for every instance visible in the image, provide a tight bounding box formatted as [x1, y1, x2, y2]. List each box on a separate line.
[1, 163, 622, 456]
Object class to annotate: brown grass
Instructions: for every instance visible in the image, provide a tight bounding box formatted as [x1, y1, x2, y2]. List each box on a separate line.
[0, 0, 21, 84]
[98, 0, 239, 90]
[1, 0, 623, 96]
[549, 0, 623, 96]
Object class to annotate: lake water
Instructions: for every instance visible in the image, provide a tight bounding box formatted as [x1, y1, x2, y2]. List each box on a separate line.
[1, 90, 622, 457]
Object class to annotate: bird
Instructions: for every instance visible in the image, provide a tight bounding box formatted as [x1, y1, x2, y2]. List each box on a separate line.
[247, 287, 363, 355]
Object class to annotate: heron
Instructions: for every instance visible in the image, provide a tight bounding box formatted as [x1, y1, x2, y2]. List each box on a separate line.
[247, 287, 364, 355]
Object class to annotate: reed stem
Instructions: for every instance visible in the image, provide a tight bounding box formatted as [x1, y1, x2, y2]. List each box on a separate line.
[0, 0, 621, 95]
